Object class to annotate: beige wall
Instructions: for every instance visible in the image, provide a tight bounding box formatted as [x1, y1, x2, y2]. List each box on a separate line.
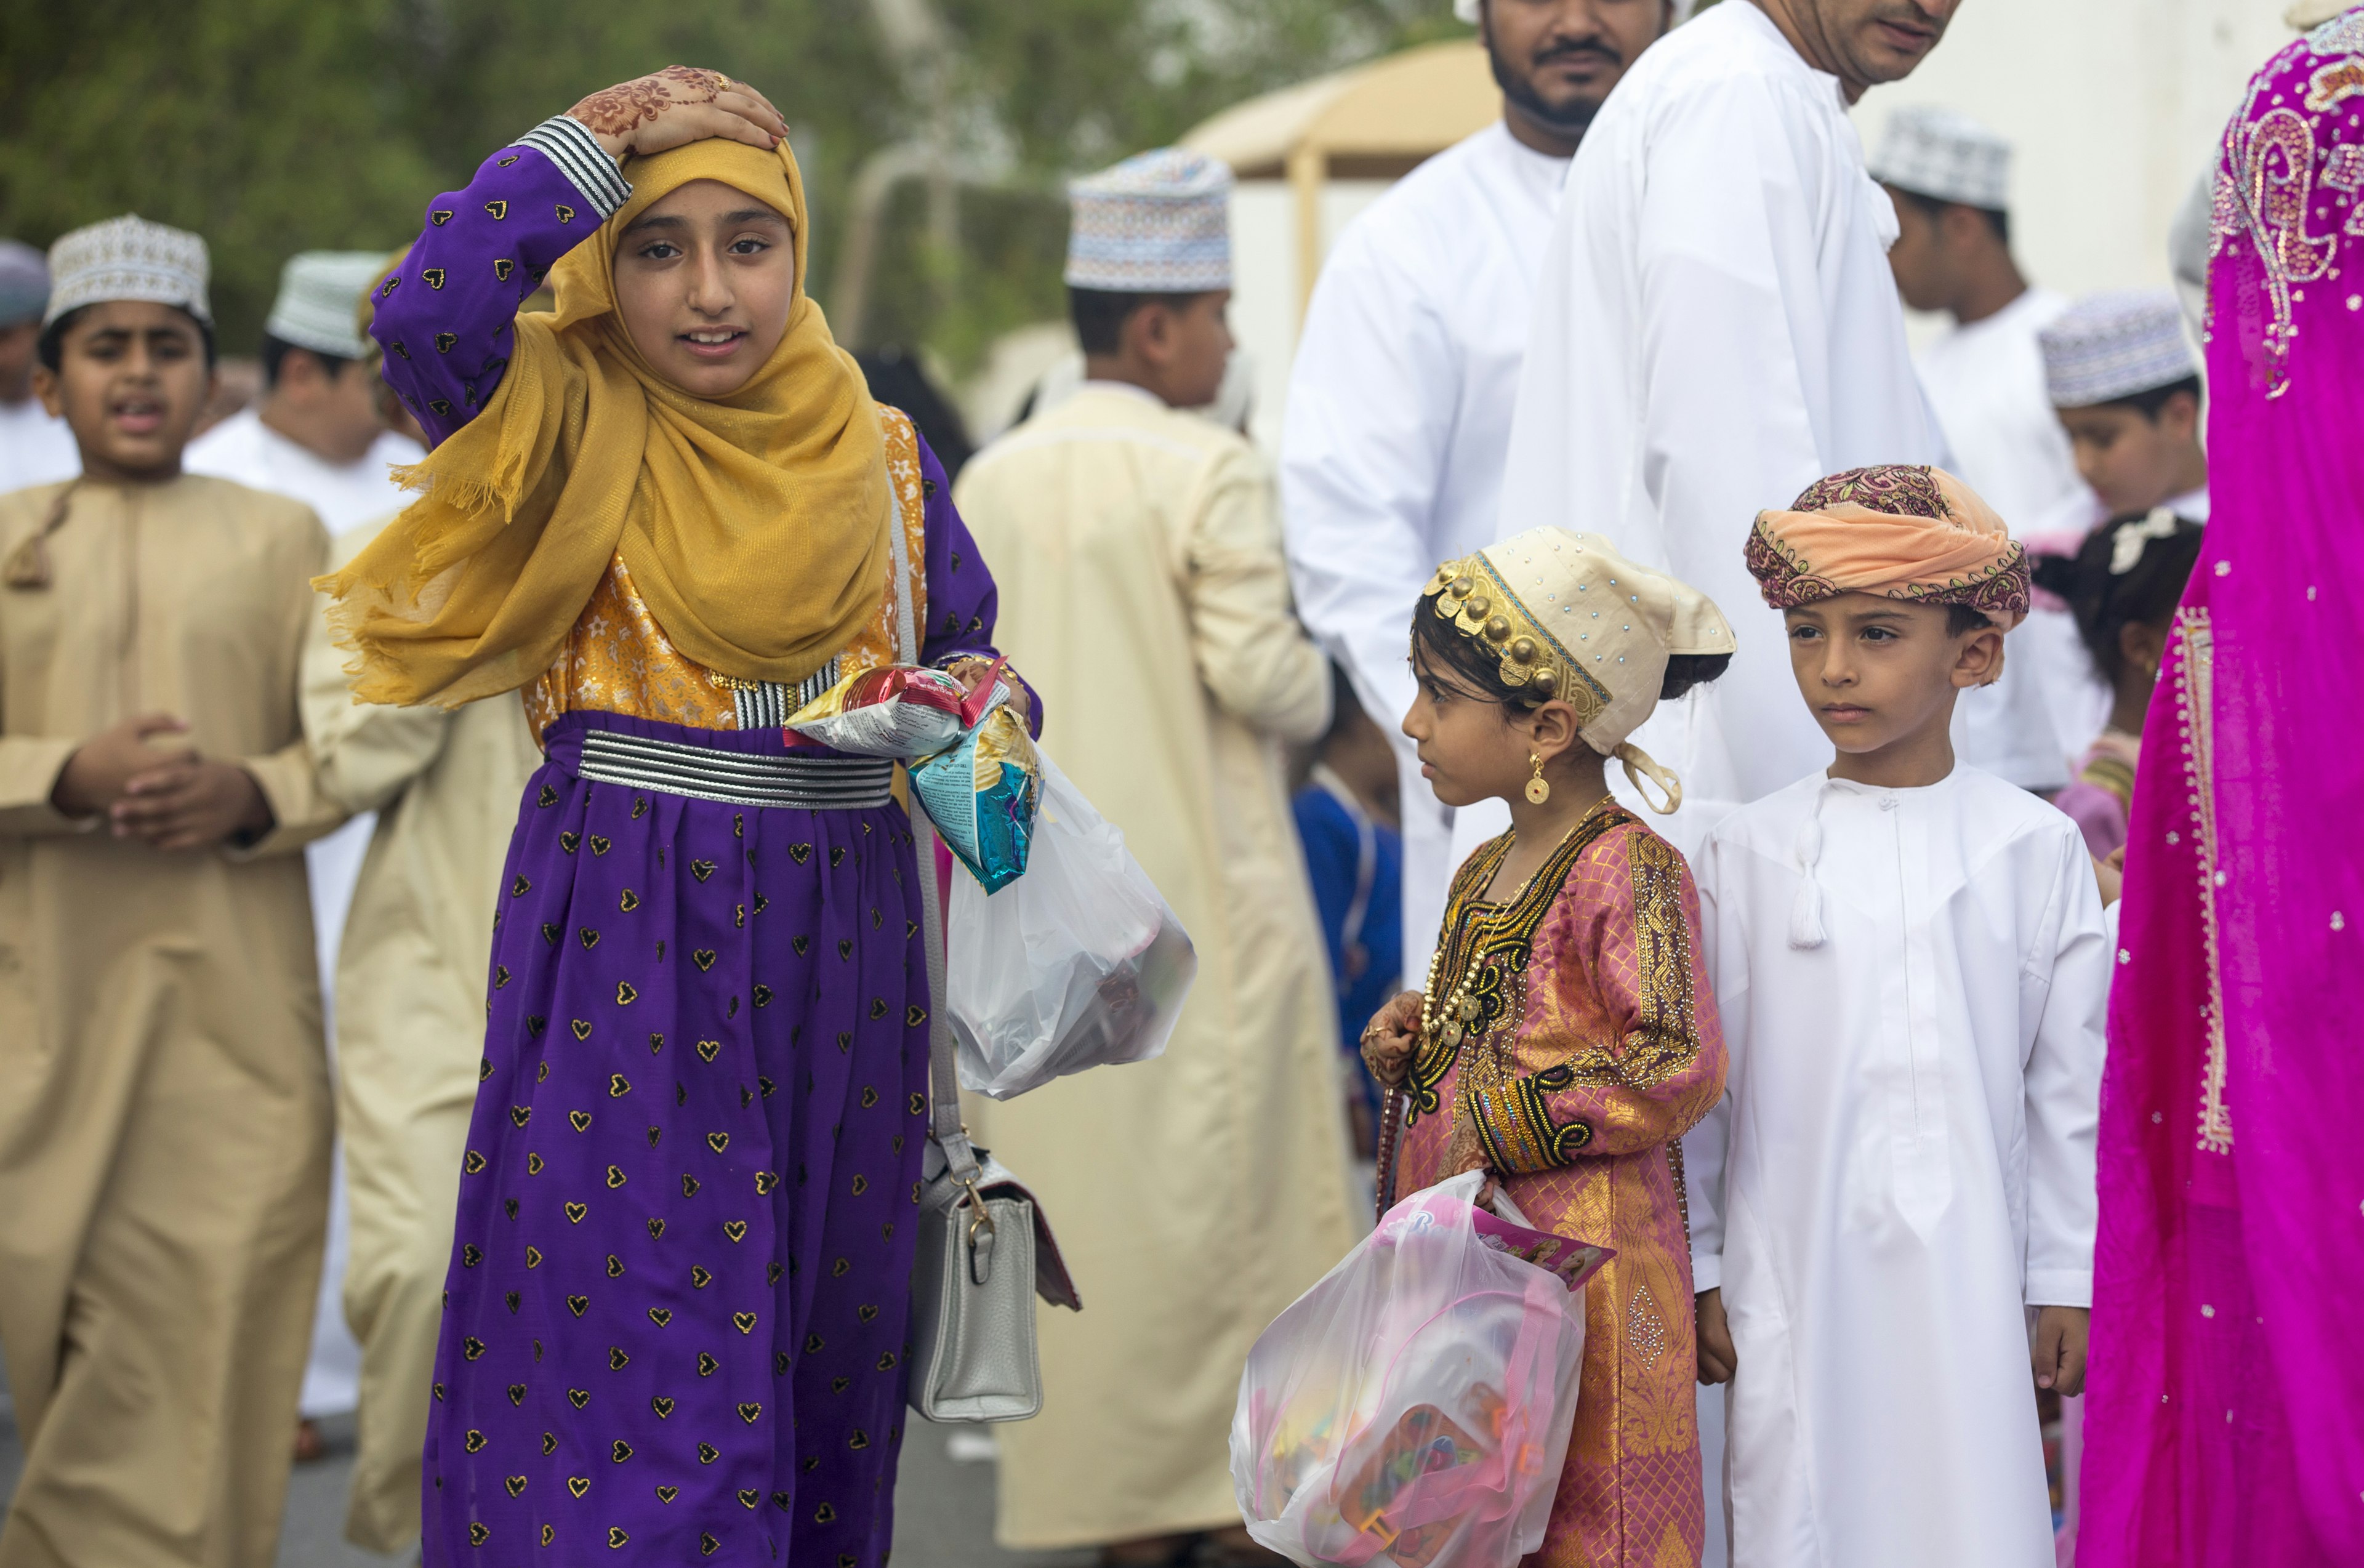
[1854, 0, 2295, 321]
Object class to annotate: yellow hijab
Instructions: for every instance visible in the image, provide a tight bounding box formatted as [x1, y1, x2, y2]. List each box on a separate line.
[322, 136, 889, 708]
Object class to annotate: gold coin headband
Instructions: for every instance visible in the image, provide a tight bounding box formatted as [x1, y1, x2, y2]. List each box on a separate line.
[1423, 555, 1608, 727]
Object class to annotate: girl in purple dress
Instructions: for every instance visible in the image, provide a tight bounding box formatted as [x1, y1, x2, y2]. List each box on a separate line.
[320, 68, 1035, 1566]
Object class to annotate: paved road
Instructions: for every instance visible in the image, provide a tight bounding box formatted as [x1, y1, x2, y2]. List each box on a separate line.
[0, 1394, 1095, 1568]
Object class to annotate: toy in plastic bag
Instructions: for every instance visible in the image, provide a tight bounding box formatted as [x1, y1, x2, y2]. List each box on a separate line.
[1230, 1170, 1609, 1568]
[909, 688, 1041, 893]
[785, 664, 973, 758]
[946, 750, 1196, 1098]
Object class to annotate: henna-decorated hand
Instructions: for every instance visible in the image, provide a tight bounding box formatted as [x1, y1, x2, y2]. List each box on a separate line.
[567, 67, 789, 164]
[1358, 989, 1424, 1088]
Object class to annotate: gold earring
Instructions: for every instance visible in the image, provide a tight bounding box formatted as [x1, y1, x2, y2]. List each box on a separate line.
[1525, 753, 1551, 805]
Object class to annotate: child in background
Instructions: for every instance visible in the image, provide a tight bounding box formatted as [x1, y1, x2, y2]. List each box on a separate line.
[1293, 664, 1403, 1157]
[2033, 510, 2205, 859]
[1689, 465, 2109, 1568]
[1361, 526, 1733, 1567]
[0, 216, 345, 1567]
[2021, 291, 2209, 764]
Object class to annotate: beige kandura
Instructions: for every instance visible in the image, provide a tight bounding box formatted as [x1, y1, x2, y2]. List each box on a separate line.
[0, 475, 344, 1568]
[954, 383, 1359, 1549]
[299, 518, 542, 1554]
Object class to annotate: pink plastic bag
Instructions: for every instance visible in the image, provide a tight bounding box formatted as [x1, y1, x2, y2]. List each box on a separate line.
[1230, 1172, 1607, 1568]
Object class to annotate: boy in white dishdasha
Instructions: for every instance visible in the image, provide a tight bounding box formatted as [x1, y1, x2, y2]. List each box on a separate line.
[1685, 464, 2107, 1568]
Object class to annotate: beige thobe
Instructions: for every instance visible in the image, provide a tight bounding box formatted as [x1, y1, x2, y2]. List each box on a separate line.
[0, 476, 343, 1568]
[955, 384, 1359, 1548]
[298, 521, 541, 1553]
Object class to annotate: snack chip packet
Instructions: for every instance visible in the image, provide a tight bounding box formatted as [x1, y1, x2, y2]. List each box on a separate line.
[786, 664, 971, 758]
[911, 689, 1042, 893]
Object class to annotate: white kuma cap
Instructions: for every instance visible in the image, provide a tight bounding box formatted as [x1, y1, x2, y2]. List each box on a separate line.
[2040, 291, 2199, 408]
[267, 251, 395, 360]
[1868, 105, 2012, 211]
[43, 214, 211, 329]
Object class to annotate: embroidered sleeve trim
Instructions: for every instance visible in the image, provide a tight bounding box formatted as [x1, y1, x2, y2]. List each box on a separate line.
[1558, 830, 1705, 1091]
[517, 116, 633, 218]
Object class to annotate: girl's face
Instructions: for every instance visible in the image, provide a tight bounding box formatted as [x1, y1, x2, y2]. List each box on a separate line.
[1402, 644, 1571, 809]
[612, 178, 795, 397]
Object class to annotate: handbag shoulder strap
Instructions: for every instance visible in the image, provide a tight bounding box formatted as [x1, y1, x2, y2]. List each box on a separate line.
[882, 426, 984, 1189]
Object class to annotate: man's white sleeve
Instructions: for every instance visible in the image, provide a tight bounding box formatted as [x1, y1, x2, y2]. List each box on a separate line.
[1684, 831, 1744, 1293]
[1279, 235, 1458, 732]
[2022, 830, 2108, 1308]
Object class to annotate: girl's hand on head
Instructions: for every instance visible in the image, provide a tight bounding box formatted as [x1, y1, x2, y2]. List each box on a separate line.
[568, 68, 788, 164]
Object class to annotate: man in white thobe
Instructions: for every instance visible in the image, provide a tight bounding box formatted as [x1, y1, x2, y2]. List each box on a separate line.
[1494, 0, 1961, 843]
[184, 249, 424, 1444]
[0, 241, 78, 494]
[1282, 0, 1677, 975]
[1868, 106, 2087, 790]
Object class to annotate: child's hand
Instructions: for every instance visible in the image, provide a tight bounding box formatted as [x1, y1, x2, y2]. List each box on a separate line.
[110, 752, 274, 851]
[51, 712, 191, 819]
[2033, 1305, 2089, 1397]
[1695, 1288, 1737, 1385]
[568, 68, 788, 164]
[1357, 989, 1423, 1088]
[2092, 853, 2123, 906]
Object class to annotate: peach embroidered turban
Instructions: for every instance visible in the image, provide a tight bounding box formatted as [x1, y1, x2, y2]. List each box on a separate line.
[1744, 464, 2030, 630]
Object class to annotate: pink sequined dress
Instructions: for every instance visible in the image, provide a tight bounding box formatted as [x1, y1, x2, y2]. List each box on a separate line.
[1393, 798, 1727, 1568]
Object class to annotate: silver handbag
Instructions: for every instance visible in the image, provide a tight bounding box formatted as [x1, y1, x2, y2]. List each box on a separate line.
[906, 813, 1081, 1423]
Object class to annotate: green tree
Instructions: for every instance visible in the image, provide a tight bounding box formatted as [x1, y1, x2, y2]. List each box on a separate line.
[0, 0, 1452, 373]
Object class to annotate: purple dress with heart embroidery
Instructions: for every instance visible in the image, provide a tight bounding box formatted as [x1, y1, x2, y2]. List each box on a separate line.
[377, 119, 1029, 1567]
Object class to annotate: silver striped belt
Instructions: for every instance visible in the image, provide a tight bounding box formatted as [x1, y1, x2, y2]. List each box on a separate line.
[576, 728, 895, 811]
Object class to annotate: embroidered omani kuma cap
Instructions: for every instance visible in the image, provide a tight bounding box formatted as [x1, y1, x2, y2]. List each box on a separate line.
[1867, 105, 2012, 210]
[0, 241, 47, 328]
[1424, 527, 1734, 813]
[1065, 148, 1233, 292]
[42, 214, 211, 329]
[2039, 290, 2197, 408]
[267, 250, 396, 360]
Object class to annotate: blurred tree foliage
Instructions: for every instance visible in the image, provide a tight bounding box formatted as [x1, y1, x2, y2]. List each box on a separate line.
[0, 0, 1460, 373]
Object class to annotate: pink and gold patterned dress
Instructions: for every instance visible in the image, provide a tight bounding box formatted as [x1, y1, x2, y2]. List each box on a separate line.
[1394, 797, 1726, 1568]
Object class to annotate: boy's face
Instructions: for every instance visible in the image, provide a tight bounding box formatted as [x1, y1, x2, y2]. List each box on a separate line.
[1136, 290, 1234, 410]
[1783, 593, 1998, 758]
[34, 300, 214, 483]
[612, 177, 796, 399]
[2057, 391, 2200, 514]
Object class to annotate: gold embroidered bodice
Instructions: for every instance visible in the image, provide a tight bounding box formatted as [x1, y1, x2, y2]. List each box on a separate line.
[521, 409, 931, 741]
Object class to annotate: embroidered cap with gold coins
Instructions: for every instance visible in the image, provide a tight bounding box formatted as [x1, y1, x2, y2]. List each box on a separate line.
[1421, 526, 1735, 817]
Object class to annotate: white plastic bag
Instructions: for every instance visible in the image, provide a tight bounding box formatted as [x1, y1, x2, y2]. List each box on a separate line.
[945, 750, 1196, 1099]
[1229, 1171, 1607, 1568]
